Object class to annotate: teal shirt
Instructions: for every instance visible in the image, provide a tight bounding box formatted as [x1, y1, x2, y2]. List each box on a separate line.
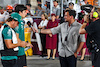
[1, 24, 18, 60]
[14, 13, 25, 56]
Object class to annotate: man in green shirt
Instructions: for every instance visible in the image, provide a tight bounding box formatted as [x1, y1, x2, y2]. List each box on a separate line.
[14, 4, 32, 67]
[1, 13, 26, 67]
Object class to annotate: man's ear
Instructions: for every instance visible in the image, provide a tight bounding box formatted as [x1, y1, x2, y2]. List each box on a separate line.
[19, 11, 21, 14]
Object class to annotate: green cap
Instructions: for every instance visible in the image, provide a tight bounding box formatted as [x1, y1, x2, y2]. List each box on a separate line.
[11, 12, 21, 22]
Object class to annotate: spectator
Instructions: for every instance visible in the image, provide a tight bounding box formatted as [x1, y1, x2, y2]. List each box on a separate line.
[46, 2, 50, 16]
[68, 2, 74, 10]
[35, 4, 45, 16]
[23, 16, 34, 56]
[38, 13, 48, 58]
[46, 13, 58, 60]
[26, 4, 35, 16]
[6, 5, 13, 15]
[52, 0, 60, 19]
[0, 6, 9, 27]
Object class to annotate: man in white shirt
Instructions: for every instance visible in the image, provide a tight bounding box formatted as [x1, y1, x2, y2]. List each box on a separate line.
[0, 6, 9, 26]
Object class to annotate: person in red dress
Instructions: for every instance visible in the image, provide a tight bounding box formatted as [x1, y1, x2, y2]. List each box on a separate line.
[46, 13, 58, 60]
[77, 10, 87, 61]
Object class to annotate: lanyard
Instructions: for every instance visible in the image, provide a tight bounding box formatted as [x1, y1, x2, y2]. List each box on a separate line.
[65, 24, 72, 41]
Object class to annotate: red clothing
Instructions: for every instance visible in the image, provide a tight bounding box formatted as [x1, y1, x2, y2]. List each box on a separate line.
[46, 20, 58, 49]
[78, 19, 87, 48]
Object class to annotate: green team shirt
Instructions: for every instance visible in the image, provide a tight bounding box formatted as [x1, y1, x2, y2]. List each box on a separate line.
[1, 24, 17, 60]
[14, 13, 25, 56]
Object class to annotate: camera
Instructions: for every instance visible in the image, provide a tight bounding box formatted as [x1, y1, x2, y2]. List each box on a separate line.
[78, 11, 85, 21]
[90, 40, 99, 52]
[81, 4, 93, 13]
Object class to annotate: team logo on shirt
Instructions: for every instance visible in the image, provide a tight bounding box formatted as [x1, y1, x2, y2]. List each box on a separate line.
[7, 29, 11, 36]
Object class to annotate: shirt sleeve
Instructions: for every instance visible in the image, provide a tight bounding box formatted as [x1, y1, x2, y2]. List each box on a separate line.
[85, 22, 95, 35]
[79, 34, 85, 42]
[2, 28, 12, 39]
[14, 26, 19, 34]
[38, 21, 42, 27]
[43, 20, 48, 27]
[50, 25, 61, 35]
[56, 8, 60, 16]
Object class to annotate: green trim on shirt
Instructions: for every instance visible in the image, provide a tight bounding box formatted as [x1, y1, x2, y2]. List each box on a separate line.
[1, 56, 18, 60]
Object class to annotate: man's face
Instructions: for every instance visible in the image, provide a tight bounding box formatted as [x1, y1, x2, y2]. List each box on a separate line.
[64, 12, 71, 22]
[69, 4, 74, 9]
[53, 1, 58, 7]
[26, 5, 30, 10]
[12, 21, 19, 28]
[0, 9, 4, 13]
[19, 10, 27, 18]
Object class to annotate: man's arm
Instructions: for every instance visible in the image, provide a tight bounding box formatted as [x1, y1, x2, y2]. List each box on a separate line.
[4, 40, 21, 49]
[16, 33, 33, 47]
[56, 16, 59, 19]
[34, 27, 52, 34]
[41, 29, 52, 34]
[74, 42, 85, 57]
[79, 23, 87, 34]
[79, 15, 89, 34]
[33, 24, 61, 34]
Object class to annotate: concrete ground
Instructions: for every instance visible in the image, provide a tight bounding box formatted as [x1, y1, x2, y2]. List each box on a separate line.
[0, 55, 92, 67]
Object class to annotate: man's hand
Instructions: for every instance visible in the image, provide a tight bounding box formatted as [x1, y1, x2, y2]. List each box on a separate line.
[74, 52, 78, 58]
[26, 43, 33, 48]
[32, 27, 38, 33]
[84, 15, 89, 23]
[20, 41, 27, 47]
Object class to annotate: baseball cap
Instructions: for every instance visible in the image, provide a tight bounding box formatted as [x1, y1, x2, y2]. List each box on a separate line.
[11, 12, 21, 22]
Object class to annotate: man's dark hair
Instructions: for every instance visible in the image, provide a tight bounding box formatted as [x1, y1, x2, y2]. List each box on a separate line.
[37, 0, 41, 2]
[26, 4, 31, 7]
[69, 2, 74, 6]
[14, 4, 27, 13]
[65, 10, 76, 18]
[38, 4, 42, 7]
[53, 0, 58, 3]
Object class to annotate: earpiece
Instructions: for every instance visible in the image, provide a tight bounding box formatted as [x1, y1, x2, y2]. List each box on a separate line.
[93, 12, 98, 18]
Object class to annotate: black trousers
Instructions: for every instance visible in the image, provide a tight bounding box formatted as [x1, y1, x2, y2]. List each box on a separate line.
[1, 59, 18, 67]
[91, 51, 100, 67]
[59, 55, 77, 67]
[40, 33, 47, 56]
[17, 55, 27, 67]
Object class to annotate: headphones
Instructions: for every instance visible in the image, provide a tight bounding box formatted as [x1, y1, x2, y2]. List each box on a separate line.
[93, 11, 98, 18]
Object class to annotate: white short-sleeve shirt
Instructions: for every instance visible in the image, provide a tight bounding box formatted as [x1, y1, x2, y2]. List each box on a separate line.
[39, 19, 48, 27]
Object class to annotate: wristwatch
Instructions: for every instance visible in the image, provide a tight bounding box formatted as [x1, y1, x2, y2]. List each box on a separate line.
[38, 29, 41, 33]
[76, 52, 79, 54]
[84, 21, 87, 23]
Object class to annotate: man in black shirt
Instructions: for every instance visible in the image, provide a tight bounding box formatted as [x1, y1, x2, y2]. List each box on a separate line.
[79, 8, 100, 67]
